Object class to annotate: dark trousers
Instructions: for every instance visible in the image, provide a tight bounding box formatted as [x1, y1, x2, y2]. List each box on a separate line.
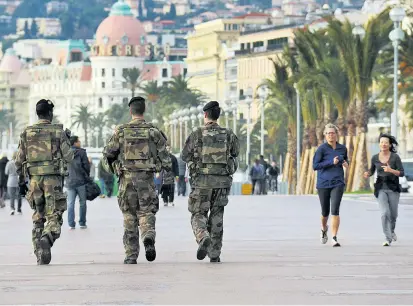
[161, 184, 175, 203]
[317, 185, 345, 217]
[178, 175, 186, 196]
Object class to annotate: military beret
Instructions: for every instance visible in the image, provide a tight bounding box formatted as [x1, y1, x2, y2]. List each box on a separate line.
[36, 99, 54, 112]
[128, 96, 145, 107]
[203, 101, 219, 111]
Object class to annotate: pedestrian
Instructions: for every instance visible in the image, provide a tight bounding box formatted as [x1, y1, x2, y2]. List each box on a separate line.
[177, 155, 188, 196]
[161, 147, 178, 206]
[363, 134, 404, 246]
[89, 157, 96, 180]
[154, 172, 162, 195]
[98, 158, 114, 198]
[0, 154, 9, 208]
[313, 123, 348, 247]
[102, 96, 171, 264]
[259, 155, 269, 194]
[15, 99, 74, 265]
[182, 100, 239, 263]
[249, 159, 265, 195]
[5, 152, 22, 215]
[66, 136, 90, 230]
[266, 161, 279, 193]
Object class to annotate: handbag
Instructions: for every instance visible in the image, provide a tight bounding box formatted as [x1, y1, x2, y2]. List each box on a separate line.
[86, 178, 101, 201]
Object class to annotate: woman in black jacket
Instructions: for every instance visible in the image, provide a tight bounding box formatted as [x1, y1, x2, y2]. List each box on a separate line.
[364, 134, 405, 246]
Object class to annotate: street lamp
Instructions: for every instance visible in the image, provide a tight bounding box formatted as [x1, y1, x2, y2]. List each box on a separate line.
[352, 24, 365, 39]
[223, 100, 230, 129]
[94, 127, 99, 148]
[245, 87, 253, 167]
[197, 105, 204, 126]
[258, 85, 268, 156]
[230, 91, 238, 134]
[190, 106, 197, 128]
[294, 83, 300, 194]
[389, 5, 406, 139]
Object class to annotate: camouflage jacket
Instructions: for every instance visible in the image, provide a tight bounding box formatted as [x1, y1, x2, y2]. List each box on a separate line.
[15, 119, 74, 184]
[102, 118, 171, 177]
[181, 122, 239, 188]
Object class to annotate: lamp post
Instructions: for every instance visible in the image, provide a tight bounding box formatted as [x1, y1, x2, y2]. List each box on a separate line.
[94, 127, 99, 148]
[224, 101, 230, 129]
[197, 105, 203, 126]
[178, 110, 184, 152]
[389, 5, 406, 139]
[230, 91, 238, 135]
[294, 83, 300, 194]
[245, 87, 253, 167]
[190, 106, 197, 128]
[258, 85, 268, 156]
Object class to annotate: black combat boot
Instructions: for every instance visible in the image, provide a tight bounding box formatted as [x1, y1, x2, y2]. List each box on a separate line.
[123, 258, 137, 264]
[143, 237, 156, 262]
[197, 236, 211, 260]
[210, 257, 221, 263]
[38, 236, 52, 265]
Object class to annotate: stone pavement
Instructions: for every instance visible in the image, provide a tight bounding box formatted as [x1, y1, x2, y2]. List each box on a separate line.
[1, 194, 413, 305]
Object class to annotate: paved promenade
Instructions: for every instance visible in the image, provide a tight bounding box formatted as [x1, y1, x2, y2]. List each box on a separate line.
[1, 194, 413, 304]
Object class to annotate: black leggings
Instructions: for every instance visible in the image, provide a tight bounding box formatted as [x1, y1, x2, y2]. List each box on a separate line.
[317, 185, 345, 217]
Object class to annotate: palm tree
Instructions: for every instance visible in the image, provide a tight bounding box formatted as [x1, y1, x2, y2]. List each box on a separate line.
[264, 56, 298, 194]
[327, 10, 393, 190]
[141, 80, 163, 122]
[90, 113, 108, 147]
[162, 75, 206, 107]
[71, 104, 92, 146]
[123, 67, 143, 99]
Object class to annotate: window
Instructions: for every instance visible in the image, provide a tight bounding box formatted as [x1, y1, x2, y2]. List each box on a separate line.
[101, 68, 105, 77]
[183, 68, 187, 77]
[233, 24, 238, 30]
[102, 82, 105, 89]
[162, 68, 168, 78]
[98, 98, 103, 108]
[70, 51, 82, 62]
[10, 88, 15, 98]
[240, 43, 245, 50]
[112, 68, 115, 77]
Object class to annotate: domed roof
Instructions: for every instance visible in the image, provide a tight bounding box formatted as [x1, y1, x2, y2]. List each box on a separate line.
[94, 0, 146, 56]
[110, 0, 134, 16]
[0, 48, 21, 72]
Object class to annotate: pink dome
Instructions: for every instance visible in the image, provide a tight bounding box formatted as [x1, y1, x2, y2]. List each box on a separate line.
[94, 15, 146, 57]
[0, 49, 21, 73]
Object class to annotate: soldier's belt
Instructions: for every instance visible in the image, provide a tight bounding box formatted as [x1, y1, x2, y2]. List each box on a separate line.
[198, 165, 228, 175]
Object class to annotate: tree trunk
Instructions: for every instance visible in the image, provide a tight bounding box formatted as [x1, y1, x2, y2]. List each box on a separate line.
[83, 124, 88, 147]
[336, 114, 346, 138]
[302, 124, 311, 150]
[356, 100, 370, 190]
[309, 123, 317, 147]
[316, 118, 324, 145]
[287, 128, 297, 194]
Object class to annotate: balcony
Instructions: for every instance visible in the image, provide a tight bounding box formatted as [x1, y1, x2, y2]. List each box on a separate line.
[235, 44, 285, 56]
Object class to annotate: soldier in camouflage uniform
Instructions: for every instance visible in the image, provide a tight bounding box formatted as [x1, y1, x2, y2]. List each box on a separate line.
[15, 99, 74, 265]
[102, 97, 171, 264]
[182, 101, 240, 263]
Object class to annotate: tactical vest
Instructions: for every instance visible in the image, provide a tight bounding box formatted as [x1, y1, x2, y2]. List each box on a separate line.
[196, 126, 233, 176]
[24, 123, 65, 176]
[118, 122, 159, 172]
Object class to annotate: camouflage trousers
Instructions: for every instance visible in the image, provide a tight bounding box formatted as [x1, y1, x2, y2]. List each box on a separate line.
[118, 172, 159, 260]
[25, 175, 66, 255]
[188, 187, 229, 259]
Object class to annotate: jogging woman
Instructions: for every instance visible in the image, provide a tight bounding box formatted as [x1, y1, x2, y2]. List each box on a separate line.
[364, 134, 404, 246]
[313, 123, 348, 247]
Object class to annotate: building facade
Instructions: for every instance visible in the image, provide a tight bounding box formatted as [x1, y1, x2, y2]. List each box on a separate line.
[0, 48, 30, 140]
[28, 0, 187, 139]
